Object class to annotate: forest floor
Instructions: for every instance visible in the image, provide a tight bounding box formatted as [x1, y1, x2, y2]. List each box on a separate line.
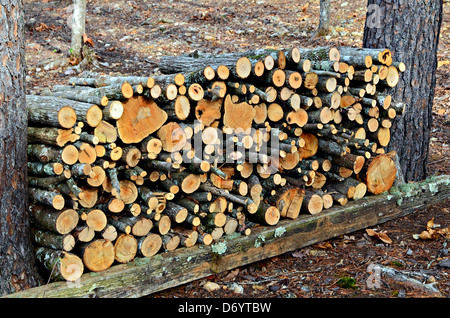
[23, 0, 450, 298]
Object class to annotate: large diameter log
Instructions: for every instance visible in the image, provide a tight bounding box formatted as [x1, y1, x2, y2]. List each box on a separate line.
[29, 204, 79, 235]
[114, 234, 138, 264]
[34, 247, 84, 282]
[137, 233, 163, 257]
[79, 239, 115, 272]
[116, 95, 168, 144]
[358, 153, 397, 195]
[223, 95, 256, 132]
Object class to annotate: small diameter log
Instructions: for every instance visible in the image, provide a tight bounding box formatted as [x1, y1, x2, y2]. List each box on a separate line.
[29, 187, 65, 210]
[332, 153, 366, 174]
[44, 88, 109, 106]
[137, 233, 162, 257]
[172, 226, 198, 248]
[164, 202, 188, 224]
[328, 177, 367, 200]
[27, 144, 79, 165]
[94, 121, 118, 143]
[153, 214, 171, 236]
[114, 234, 138, 264]
[72, 225, 95, 243]
[27, 127, 79, 147]
[31, 228, 75, 252]
[285, 189, 305, 220]
[29, 204, 79, 235]
[223, 216, 239, 235]
[78, 239, 115, 272]
[26, 95, 89, 129]
[203, 212, 227, 228]
[28, 162, 64, 177]
[34, 247, 84, 282]
[248, 203, 280, 226]
[161, 233, 181, 251]
[101, 225, 118, 241]
[301, 191, 324, 215]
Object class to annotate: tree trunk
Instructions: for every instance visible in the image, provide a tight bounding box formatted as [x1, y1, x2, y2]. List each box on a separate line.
[362, 0, 443, 181]
[0, 0, 42, 295]
[70, 0, 86, 60]
[317, 0, 331, 35]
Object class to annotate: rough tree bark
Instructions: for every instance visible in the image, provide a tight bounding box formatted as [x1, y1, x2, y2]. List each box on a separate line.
[317, 0, 331, 35]
[0, 0, 42, 295]
[363, 0, 443, 181]
[70, 0, 86, 60]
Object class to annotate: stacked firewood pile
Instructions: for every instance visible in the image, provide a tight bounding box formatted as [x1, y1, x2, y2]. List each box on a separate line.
[26, 46, 404, 282]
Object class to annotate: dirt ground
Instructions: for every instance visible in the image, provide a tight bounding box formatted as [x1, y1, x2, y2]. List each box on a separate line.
[23, 0, 450, 298]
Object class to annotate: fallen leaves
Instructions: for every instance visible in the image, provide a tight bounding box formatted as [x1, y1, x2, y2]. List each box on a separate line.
[366, 228, 393, 244]
[34, 23, 60, 32]
[82, 33, 94, 47]
[413, 217, 450, 240]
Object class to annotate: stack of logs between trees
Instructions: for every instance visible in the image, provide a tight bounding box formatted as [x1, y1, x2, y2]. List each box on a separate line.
[26, 46, 404, 282]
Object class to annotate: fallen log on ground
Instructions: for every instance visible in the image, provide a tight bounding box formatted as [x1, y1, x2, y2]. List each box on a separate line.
[5, 175, 449, 298]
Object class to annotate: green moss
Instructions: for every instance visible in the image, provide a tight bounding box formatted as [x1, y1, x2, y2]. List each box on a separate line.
[389, 261, 404, 268]
[336, 277, 357, 289]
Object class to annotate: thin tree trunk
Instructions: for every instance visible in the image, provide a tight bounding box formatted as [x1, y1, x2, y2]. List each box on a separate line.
[317, 0, 331, 35]
[70, 0, 86, 60]
[0, 0, 42, 295]
[363, 0, 443, 181]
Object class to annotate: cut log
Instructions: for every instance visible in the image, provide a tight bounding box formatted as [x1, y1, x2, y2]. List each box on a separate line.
[79, 239, 115, 272]
[137, 233, 163, 257]
[358, 153, 397, 195]
[223, 95, 256, 132]
[31, 227, 75, 252]
[248, 203, 280, 226]
[164, 202, 188, 223]
[72, 225, 95, 243]
[172, 226, 198, 248]
[117, 96, 168, 144]
[34, 247, 84, 282]
[114, 234, 138, 264]
[28, 127, 79, 147]
[27, 162, 64, 176]
[29, 205, 79, 235]
[85, 209, 107, 232]
[29, 187, 65, 210]
[301, 191, 324, 215]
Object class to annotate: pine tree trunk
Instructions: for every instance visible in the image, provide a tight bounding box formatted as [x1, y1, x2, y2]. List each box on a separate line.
[362, 0, 443, 181]
[0, 0, 42, 295]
